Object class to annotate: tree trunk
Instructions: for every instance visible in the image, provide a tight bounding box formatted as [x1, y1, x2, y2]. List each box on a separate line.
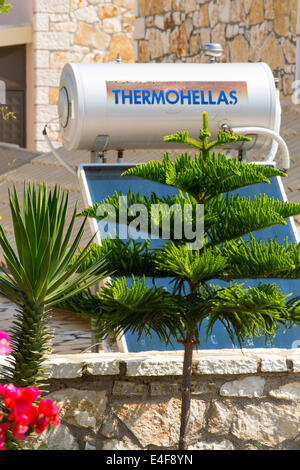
[178, 329, 195, 450]
[10, 299, 51, 389]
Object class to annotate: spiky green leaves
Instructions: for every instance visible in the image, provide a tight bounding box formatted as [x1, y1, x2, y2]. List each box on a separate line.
[204, 283, 293, 347]
[0, 184, 110, 308]
[0, 183, 110, 388]
[221, 236, 300, 280]
[95, 277, 183, 346]
[71, 238, 158, 278]
[206, 194, 300, 245]
[163, 111, 251, 157]
[122, 153, 286, 203]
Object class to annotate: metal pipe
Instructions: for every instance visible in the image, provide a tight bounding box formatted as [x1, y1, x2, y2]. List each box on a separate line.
[231, 126, 290, 171]
[43, 125, 77, 176]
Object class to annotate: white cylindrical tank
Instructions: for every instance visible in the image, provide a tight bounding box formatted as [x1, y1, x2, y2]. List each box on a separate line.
[58, 62, 279, 153]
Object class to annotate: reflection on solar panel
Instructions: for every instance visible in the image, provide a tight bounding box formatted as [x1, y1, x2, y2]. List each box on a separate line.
[79, 162, 300, 352]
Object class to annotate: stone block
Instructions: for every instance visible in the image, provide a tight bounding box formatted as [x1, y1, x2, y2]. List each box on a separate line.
[208, 2, 219, 28]
[208, 401, 232, 435]
[265, 0, 274, 19]
[189, 439, 234, 450]
[260, 356, 287, 372]
[291, 0, 298, 36]
[220, 376, 265, 397]
[248, 0, 264, 25]
[229, 35, 249, 62]
[283, 39, 296, 64]
[34, 0, 70, 13]
[138, 40, 150, 61]
[112, 380, 147, 395]
[102, 437, 141, 450]
[30, 423, 79, 450]
[52, 22, 78, 33]
[103, 17, 122, 33]
[35, 50, 50, 68]
[154, 15, 165, 30]
[113, 398, 206, 447]
[231, 402, 300, 446]
[35, 32, 71, 50]
[107, 33, 134, 62]
[194, 356, 258, 375]
[98, 4, 120, 19]
[73, 5, 99, 23]
[134, 16, 146, 39]
[183, 0, 197, 14]
[84, 356, 120, 375]
[138, 0, 151, 16]
[291, 356, 300, 372]
[146, 28, 164, 59]
[46, 356, 83, 379]
[74, 22, 110, 50]
[269, 382, 300, 400]
[36, 86, 49, 105]
[198, 4, 209, 27]
[218, 0, 231, 23]
[125, 356, 184, 376]
[46, 388, 108, 430]
[150, 0, 163, 15]
[150, 382, 181, 396]
[49, 88, 59, 105]
[274, 0, 290, 36]
[35, 69, 61, 87]
[50, 50, 84, 69]
[114, 0, 134, 8]
[261, 33, 285, 69]
[34, 13, 49, 31]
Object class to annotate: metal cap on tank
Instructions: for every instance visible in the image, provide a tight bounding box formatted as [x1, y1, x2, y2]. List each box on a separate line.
[58, 87, 69, 128]
[203, 43, 224, 62]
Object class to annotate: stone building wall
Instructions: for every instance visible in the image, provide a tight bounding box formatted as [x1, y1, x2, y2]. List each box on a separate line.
[135, 0, 297, 96]
[15, 349, 300, 450]
[32, 0, 135, 152]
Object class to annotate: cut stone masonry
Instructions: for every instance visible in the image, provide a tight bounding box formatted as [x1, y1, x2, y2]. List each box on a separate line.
[2, 349, 300, 450]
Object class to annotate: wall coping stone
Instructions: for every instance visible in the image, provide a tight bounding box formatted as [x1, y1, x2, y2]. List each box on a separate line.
[2, 349, 300, 379]
[2, 349, 299, 380]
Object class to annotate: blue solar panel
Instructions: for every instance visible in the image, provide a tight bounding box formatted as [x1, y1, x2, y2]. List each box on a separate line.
[79, 162, 300, 351]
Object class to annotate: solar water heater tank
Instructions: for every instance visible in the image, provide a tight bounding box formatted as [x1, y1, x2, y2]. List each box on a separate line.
[58, 62, 281, 155]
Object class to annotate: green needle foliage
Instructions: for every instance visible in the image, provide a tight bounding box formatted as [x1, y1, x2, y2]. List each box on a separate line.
[60, 112, 300, 450]
[0, 183, 110, 389]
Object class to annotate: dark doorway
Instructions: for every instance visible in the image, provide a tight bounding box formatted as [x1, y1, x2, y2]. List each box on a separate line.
[0, 45, 26, 148]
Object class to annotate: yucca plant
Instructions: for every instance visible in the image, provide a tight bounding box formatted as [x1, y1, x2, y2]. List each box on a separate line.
[0, 183, 110, 389]
[58, 113, 300, 450]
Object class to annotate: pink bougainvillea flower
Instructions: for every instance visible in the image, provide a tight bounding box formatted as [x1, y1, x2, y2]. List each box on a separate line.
[0, 383, 18, 408]
[17, 386, 41, 404]
[0, 422, 11, 450]
[0, 384, 60, 450]
[38, 398, 60, 425]
[8, 405, 31, 425]
[0, 331, 12, 355]
[34, 417, 49, 434]
[11, 428, 27, 441]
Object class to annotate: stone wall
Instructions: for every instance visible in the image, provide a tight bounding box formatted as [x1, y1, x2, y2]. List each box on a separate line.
[33, 0, 135, 152]
[18, 349, 300, 450]
[135, 0, 297, 96]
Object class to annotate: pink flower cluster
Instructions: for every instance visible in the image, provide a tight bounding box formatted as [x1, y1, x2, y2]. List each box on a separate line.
[0, 330, 60, 450]
[0, 331, 12, 355]
[0, 383, 60, 450]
